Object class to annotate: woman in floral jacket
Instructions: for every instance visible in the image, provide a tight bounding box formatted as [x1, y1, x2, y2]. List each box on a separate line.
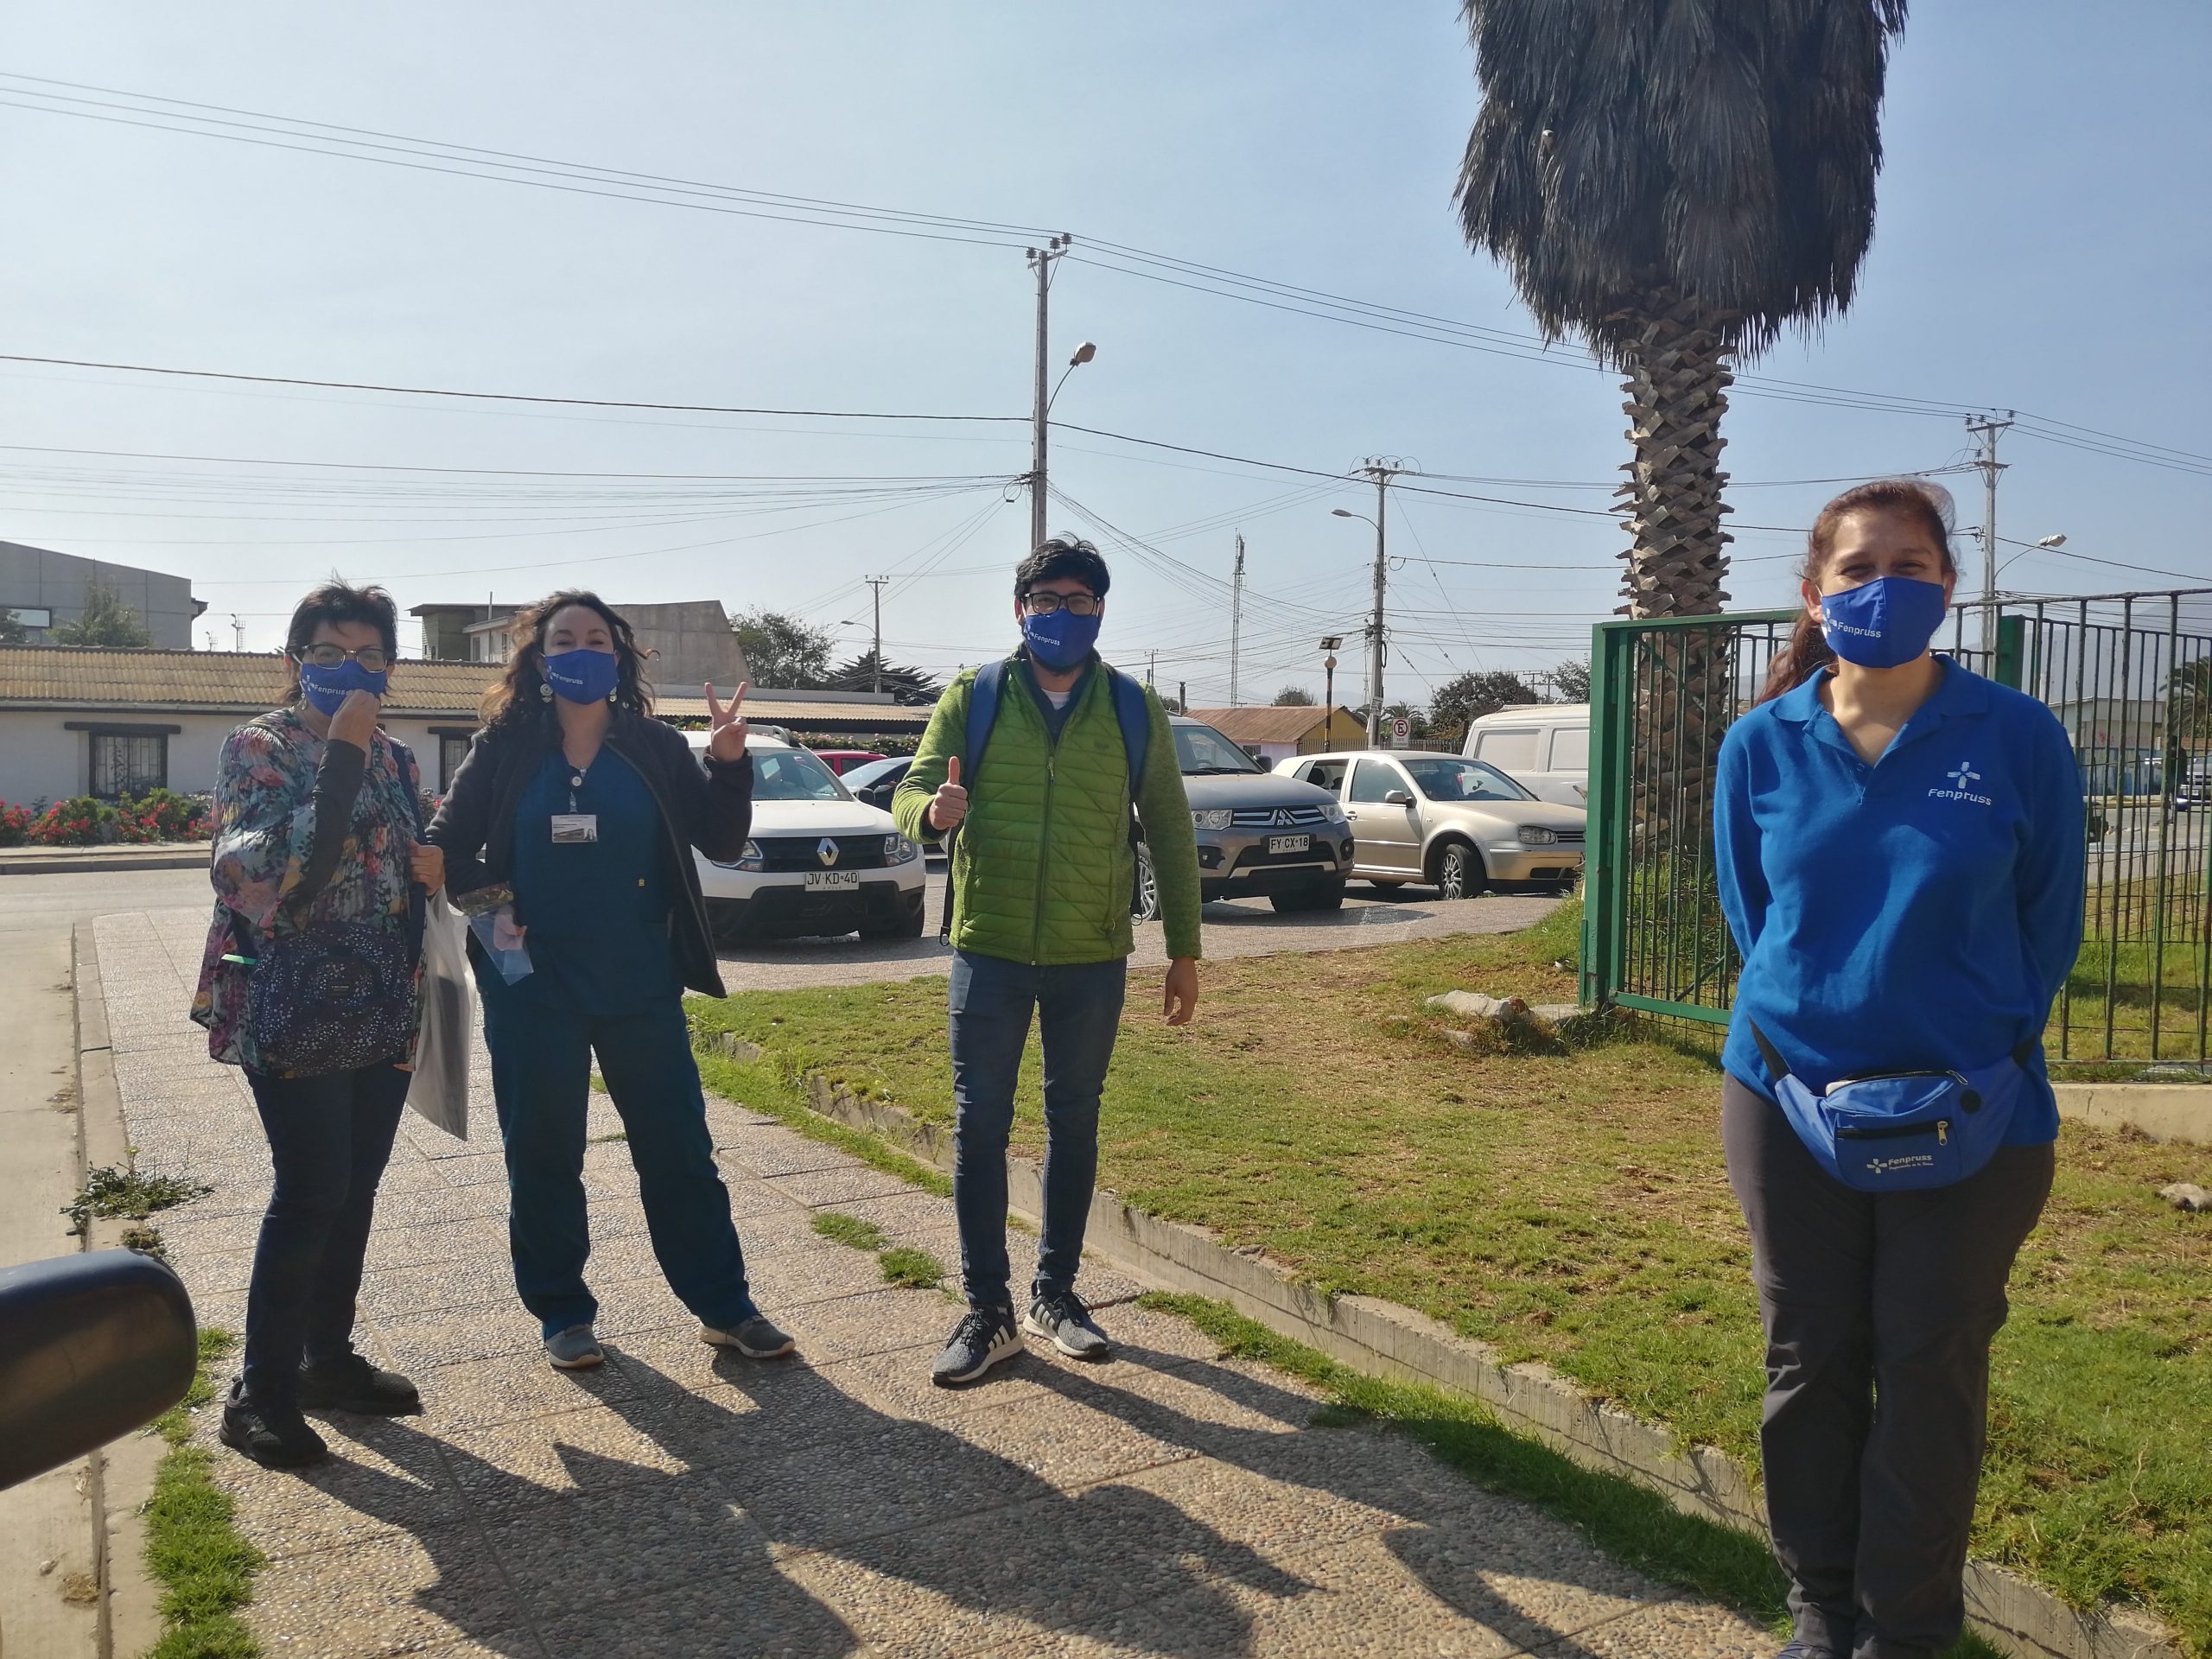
[191, 582, 443, 1468]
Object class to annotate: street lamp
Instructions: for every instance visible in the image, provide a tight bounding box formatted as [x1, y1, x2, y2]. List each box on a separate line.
[1331, 509, 1387, 747]
[1994, 532, 2069, 582]
[1319, 635, 1344, 738]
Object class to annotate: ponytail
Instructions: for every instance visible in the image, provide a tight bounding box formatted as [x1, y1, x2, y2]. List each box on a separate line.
[1759, 613, 1834, 703]
[1754, 477, 1959, 706]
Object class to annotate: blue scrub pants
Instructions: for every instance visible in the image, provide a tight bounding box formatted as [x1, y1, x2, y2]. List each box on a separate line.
[476, 962, 758, 1338]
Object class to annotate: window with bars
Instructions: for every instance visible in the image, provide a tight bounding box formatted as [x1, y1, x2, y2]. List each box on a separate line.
[89, 732, 166, 799]
[439, 735, 472, 792]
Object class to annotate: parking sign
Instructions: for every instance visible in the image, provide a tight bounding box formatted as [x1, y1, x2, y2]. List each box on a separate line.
[1390, 716, 1412, 746]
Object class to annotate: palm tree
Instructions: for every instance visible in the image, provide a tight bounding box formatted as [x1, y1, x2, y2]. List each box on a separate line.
[1455, 0, 1908, 619]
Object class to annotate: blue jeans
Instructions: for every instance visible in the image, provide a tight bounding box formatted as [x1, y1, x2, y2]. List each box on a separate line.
[475, 961, 758, 1339]
[948, 950, 1128, 1310]
[242, 1059, 410, 1408]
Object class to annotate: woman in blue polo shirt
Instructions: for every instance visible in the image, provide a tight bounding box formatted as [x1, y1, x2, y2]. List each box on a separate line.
[1715, 480, 2084, 1659]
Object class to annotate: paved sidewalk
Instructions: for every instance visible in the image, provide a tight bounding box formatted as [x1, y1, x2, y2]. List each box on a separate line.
[97, 906, 1774, 1659]
[0, 841, 213, 876]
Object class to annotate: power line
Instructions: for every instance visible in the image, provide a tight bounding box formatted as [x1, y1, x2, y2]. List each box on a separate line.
[3, 73, 2196, 475]
[0, 353, 1024, 424]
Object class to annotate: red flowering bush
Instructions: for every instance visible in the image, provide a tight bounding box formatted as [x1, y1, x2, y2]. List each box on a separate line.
[28, 796, 118, 846]
[113, 787, 214, 844]
[0, 801, 35, 848]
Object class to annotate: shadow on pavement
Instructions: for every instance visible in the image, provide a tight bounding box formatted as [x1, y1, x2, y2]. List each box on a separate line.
[286, 1318, 1660, 1658]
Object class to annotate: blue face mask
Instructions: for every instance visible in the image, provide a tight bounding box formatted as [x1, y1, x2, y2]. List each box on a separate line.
[543, 646, 620, 703]
[296, 657, 388, 718]
[1021, 608, 1101, 672]
[1818, 575, 1948, 669]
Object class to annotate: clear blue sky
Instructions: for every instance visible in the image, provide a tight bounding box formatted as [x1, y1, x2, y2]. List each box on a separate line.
[2, 1, 2205, 707]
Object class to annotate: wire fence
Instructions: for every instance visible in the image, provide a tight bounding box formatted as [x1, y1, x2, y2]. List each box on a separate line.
[1583, 589, 2212, 1070]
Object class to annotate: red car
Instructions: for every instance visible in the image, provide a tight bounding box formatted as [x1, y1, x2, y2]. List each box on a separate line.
[810, 749, 887, 777]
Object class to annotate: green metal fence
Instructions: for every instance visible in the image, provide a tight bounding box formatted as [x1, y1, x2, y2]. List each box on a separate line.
[1581, 590, 2212, 1068]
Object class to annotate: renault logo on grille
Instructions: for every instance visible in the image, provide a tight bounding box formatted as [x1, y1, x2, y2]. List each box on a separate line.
[817, 837, 841, 868]
[1271, 809, 1295, 827]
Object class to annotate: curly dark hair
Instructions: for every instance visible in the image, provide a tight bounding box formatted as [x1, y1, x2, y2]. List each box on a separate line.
[278, 581, 399, 702]
[480, 589, 655, 727]
[1013, 537, 1111, 602]
[1758, 479, 1959, 703]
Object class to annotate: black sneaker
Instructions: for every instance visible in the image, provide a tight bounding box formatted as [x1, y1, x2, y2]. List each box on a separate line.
[298, 1353, 423, 1415]
[1024, 1289, 1111, 1360]
[220, 1378, 329, 1468]
[931, 1306, 1022, 1388]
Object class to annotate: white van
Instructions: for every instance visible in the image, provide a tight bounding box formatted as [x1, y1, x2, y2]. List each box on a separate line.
[1461, 704, 1589, 807]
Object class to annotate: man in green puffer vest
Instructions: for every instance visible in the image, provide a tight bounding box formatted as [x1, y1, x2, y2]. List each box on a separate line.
[893, 537, 1202, 1386]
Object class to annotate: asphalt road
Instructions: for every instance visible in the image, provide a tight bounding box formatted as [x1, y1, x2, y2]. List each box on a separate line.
[711, 866, 1565, 991]
[0, 867, 1566, 991]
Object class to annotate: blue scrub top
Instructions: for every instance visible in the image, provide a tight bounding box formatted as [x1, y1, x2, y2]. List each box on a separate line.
[510, 747, 680, 1015]
[1714, 658, 2087, 1144]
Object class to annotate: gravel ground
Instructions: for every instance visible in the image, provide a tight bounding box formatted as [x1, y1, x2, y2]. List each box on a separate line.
[714, 866, 1567, 992]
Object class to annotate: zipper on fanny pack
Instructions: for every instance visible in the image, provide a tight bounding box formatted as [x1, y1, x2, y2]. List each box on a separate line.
[1835, 1117, 1951, 1143]
[1825, 1066, 1968, 1088]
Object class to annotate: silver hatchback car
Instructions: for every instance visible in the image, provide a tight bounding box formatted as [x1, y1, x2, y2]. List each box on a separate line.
[1277, 751, 1586, 899]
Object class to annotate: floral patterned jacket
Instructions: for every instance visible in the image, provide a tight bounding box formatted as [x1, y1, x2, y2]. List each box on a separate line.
[191, 708, 425, 1071]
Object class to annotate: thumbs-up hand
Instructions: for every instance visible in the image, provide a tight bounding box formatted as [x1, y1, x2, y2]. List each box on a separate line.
[928, 755, 969, 832]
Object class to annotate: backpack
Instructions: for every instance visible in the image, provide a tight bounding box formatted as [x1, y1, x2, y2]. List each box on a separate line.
[937, 659, 1153, 941]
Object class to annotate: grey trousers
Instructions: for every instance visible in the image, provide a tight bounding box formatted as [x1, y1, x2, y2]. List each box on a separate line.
[1721, 1077, 2053, 1659]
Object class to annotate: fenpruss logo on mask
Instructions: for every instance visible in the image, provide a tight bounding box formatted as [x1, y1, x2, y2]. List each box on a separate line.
[1928, 759, 1993, 807]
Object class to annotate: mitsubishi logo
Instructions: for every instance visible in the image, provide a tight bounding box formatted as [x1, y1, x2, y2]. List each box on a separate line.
[1946, 761, 1981, 788]
[817, 837, 841, 868]
[1271, 808, 1295, 827]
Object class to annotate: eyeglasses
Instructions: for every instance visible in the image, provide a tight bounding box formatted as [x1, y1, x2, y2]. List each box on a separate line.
[1020, 591, 1101, 617]
[298, 645, 392, 672]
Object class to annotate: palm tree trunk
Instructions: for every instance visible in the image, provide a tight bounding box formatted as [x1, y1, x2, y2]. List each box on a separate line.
[1614, 290, 1735, 620]
[1612, 292, 1738, 912]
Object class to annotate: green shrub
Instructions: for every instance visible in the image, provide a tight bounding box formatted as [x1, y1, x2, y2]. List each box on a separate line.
[29, 795, 118, 846]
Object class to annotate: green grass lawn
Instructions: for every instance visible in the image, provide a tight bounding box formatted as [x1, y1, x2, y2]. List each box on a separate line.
[690, 902, 2212, 1650]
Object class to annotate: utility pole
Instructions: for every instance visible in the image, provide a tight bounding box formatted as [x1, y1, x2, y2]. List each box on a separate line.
[1229, 533, 1246, 706]
[1967, 413, 2012, 660]
[231, 614, 245, 651]
[861, 575, 889, 694]
[1178, 679, 1186, 716]
[1356, 460, 1406, 747]
[1146, 647, 1157, 690]
[1027, 235, 1072, 551]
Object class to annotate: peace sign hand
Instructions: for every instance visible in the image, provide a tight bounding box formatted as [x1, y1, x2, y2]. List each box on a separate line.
[705, 681, 749, 764]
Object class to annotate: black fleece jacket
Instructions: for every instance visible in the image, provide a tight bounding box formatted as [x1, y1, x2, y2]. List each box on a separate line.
[426, 710, 751, 998]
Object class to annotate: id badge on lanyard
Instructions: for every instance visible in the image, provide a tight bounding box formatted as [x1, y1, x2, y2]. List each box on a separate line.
[550, 814, 598, 843]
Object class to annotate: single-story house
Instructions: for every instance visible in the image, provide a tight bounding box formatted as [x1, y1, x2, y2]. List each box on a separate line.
[1182, 705, 1366, 766]
[0, 645, 931, 806]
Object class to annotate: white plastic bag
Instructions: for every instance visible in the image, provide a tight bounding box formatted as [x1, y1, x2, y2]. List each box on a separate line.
[408, 893, 473, 1138]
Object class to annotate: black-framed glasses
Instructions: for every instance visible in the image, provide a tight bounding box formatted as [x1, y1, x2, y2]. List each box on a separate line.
[298, 644, 392, 672]
[1020, 591, 1101, 617]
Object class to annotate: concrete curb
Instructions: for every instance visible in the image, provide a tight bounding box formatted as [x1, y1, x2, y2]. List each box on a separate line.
[0, 846, 211, 876]
[703, 1031, 2187, 1659]
[69, 924, 166, 1659]
[2053, 1084, 2211, 1146]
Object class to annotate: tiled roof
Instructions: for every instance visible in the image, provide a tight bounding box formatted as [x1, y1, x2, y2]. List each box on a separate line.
[0, 645, 497, 716]
[1184, 705, 1351, 744]
[0, 645, 935, 728]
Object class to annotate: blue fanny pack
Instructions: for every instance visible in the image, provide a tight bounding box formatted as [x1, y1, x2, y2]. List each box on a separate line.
[1748, 1023, 2034, 1192]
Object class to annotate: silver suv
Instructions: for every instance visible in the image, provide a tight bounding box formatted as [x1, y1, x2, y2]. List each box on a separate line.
[1133, 716, 1355, 916]
[1280, 751, 1586, 899]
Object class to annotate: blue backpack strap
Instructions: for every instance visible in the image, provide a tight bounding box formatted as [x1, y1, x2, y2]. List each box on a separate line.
[962, 658, 1009, 791]
[1103, 665, 1150, 800]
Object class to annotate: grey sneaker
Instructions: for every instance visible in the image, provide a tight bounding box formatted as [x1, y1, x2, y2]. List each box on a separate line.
[1025, 1289, 1110, 1360]
[932, 1306, 1022, 1387]
[544, 1325, 604, 1370]
[702, 1314, 796, 1359]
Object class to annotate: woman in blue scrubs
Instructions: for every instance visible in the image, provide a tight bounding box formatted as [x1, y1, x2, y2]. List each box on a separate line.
[430, 591, 794, 1370]
[1715, 480, 2084, 1659]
